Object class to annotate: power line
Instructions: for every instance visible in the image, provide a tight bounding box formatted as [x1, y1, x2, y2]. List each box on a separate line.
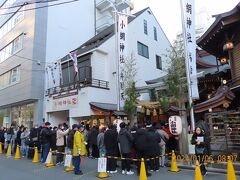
[0, 0, 66, 10]
[0, 0, 80, 16]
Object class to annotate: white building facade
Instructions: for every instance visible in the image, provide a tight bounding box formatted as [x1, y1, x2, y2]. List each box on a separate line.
[44, 7, 171, 127]
[0, 0, 131, 127]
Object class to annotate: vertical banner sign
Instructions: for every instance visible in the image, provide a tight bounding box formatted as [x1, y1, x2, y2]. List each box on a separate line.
[69, 51, 79, 74]
[118, 14, 128, 108]
[181, 0, 199, 99]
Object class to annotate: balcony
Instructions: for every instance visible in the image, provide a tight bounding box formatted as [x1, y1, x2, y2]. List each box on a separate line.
[96, 15, 113, 33]
[46, 79, 109, 97]
[46, 66, 109, 96]
[115, 0, 131, 11]
[96, 0, 114, 13]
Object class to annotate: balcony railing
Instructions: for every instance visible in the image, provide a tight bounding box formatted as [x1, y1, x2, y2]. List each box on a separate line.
[96, 14, 113, 33]
[45, 78, 109, 96]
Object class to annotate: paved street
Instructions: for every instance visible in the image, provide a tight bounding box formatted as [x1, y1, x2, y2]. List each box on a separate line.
[0, 155, 238, 180]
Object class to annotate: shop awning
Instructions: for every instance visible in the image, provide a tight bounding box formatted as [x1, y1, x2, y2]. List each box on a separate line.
[89, 102, 124, 113]
[194, 86, 235, 113]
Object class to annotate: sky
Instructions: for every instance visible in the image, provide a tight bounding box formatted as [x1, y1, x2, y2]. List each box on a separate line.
[133, 0, 240, 43]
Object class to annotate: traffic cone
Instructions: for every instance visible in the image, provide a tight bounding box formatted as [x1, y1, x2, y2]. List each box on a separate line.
[65, 158, 74, 172]
[139, 158, 147, 180]
[169, 150, 180, 172]
[195, 161, 203, 180]
[32, 147, 39, 163]
[97, 155, 109, 179]
[227, 157, 237, 180]
[45, 148, 55, 168]
[0, 143, 3, 154]
[6, 144, 11, 157]
[14, 145, 21, 160]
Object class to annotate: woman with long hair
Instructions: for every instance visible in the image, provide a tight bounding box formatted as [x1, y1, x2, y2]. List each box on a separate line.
[191, 127, 207, 176]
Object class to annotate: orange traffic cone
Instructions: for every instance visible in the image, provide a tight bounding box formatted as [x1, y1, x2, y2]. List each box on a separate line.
[227, 156, 237, 180]
[45, 148, 55, 167]
[139, 158, 147, 180]
[169, 150, 180, 172]
[14, 145, 21, 160]
[195, 161, 203, 180]
[6, 144, 11, 157]
[0, 143, 3, 154]
[32, 147, 39, 163]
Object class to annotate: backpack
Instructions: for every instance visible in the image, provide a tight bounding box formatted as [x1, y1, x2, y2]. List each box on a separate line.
[67, 131, 74, 149]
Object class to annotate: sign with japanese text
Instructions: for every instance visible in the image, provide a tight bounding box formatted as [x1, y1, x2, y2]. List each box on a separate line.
[98, 157, 107, 172]
[118, 14, 128, 108]
[169, 116, 182, 135]
[181, 0, 199, 99]
[52, 95, 78, 110]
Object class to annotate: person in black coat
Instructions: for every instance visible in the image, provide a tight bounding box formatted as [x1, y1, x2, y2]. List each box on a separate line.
[118, 122, 134, 175]
[16, 126, 24, 146]
[89, 126, 99, 158]
[134, 123, 151, 177]
[146, 122, 161, 172]
[191, 127, 207, 176]
[40, 122, 53, 163]
[0, 127, 5, 150]
[104, 124, 119, 173]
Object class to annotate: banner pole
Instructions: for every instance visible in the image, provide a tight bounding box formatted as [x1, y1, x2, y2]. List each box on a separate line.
[180, 0, 195, 132]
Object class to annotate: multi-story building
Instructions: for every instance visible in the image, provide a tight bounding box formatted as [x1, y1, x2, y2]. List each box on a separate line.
[44, 7, 171, 127]
[0, 0, 132, 127]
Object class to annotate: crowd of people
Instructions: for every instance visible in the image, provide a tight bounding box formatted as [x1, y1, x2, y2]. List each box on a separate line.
[0, 119, 208, 176]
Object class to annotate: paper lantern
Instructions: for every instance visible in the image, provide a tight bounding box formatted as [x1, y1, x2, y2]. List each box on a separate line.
[168, 116, 182, 135]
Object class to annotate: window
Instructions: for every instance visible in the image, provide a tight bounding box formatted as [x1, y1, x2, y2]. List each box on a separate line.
[0, 66, 20, 89]
[0, 10, 24, 39]
[143, 19, 148, 35]
[156, 55, 162, 70]
[154, 26, 157, 41]
[137, 41, 149, 58]
[0, 34, 23, 63]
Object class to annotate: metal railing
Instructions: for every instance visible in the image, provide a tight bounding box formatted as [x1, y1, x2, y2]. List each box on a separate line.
[45, 78, 109, 96]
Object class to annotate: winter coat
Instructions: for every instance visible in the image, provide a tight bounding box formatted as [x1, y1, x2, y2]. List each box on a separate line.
[40, 127, 52, 144]
[73, 131, 87, 156]
[191, 132, 206, 155]
[104, 129, 119, 154]
[0, 130, 5, 143]
[146, 127, 161, 156]
[97, 132, 105, 152]
[157, 129, 169, 146]
[29, 128, 39, 142]
[67, 130, 75, 149]
[89, 128, 98, 146]
[118, 128, 133, 154]
[16, 130, 23, 146]
[56, 129, 69, 146]
[20, 131, 30, 146]
[134, 128, 150, 152]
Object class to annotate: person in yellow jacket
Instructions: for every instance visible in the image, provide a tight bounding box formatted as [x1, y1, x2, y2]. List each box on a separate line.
[73, 124, 87, 175]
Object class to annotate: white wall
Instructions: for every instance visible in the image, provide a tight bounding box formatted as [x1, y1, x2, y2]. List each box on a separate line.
[127, 8, 171, 87]
[48, 111, 69, 127]
[46, 0, 95, 62]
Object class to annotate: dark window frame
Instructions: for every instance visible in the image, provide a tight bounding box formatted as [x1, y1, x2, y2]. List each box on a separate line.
[144, 19, 148, 35]
[156, 55, 162, 70]
[153, 26, 157, 41]
[137, 41, 149, 59]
